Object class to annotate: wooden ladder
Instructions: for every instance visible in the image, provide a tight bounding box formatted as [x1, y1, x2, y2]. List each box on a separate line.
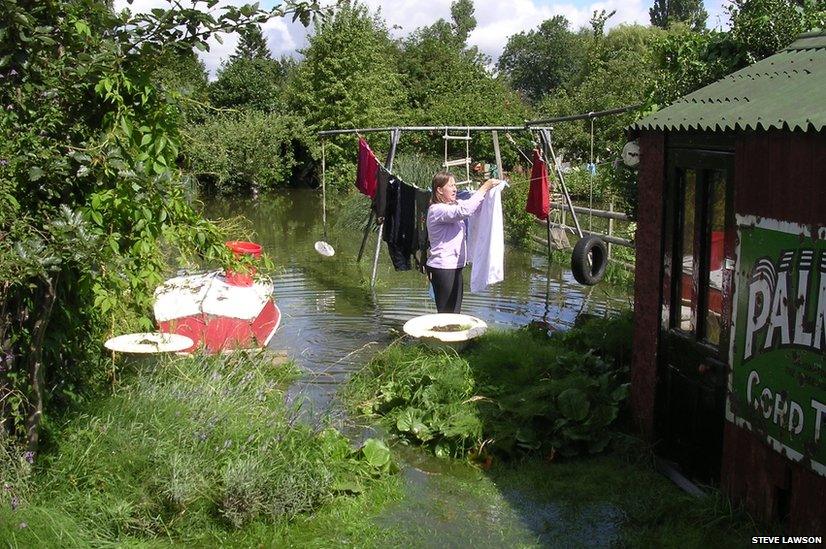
[443, 128, 472, 185]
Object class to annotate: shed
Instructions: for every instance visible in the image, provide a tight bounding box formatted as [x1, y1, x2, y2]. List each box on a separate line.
[629, 30, 826, 532]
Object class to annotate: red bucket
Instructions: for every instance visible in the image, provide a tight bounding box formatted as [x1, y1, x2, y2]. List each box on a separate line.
[225, 241, 262, 258]
[225, 241, 262, 287]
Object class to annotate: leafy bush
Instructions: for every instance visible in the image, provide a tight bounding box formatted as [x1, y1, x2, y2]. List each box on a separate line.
[346, 313, 633, 462]
[1, 352, 394, 542]
[185, 111, 310, 195]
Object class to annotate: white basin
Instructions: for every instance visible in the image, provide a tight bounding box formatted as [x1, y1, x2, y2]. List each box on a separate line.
[402, 313, 488, 344]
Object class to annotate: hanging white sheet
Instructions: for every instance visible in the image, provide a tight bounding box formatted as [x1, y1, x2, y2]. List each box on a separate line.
[467, 185, 505, 293]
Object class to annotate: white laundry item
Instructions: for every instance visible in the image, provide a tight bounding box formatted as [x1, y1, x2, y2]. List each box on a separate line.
[467, 184, 505, 293]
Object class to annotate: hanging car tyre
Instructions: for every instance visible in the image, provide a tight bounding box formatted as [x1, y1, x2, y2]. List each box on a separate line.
[571, 235, 608, 285]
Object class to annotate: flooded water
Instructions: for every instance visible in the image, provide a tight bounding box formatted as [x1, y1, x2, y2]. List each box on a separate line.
[205, 189, 632, 546]
[206, 189, 631, 411]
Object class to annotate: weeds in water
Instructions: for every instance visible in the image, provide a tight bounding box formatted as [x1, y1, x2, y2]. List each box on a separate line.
[1, 351, 396, 544]
[346, 313, 633, 462]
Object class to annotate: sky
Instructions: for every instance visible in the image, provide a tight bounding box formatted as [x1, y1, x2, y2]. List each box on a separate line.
[114, 0, 730, 78]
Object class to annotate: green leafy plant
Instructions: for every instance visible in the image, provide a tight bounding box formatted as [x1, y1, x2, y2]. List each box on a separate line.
[346, 313, 633, 463]
[184, 110, 310, 195]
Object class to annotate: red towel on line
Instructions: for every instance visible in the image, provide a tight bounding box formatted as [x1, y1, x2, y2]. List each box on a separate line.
[526, 148, 550, 220]
[355, 137, 380, 199]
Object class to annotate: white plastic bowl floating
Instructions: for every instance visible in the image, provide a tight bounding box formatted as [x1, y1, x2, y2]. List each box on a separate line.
[314, 241, 335, 257]
[402, 313, 488, 347]
[104, 332, 194, 354]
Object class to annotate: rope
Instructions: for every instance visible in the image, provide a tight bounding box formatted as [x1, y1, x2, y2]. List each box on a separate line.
[588, 116, 595, 232]
[504, 132, 534, 166]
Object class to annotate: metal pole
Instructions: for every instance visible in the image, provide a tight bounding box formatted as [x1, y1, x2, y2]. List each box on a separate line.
[371, 129, 401, 287]
[491, 130, 503, 178]
[541, 129, 583, 238]
[321, 140, 327, 239]
[356, 209, 374, 262]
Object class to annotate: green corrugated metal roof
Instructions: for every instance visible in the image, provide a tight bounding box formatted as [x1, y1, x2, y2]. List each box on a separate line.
[632, 30, 826, 133]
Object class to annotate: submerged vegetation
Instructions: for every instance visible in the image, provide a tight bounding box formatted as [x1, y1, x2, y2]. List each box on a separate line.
[346, 313, 633, 462]
[0, 351, 396, 544]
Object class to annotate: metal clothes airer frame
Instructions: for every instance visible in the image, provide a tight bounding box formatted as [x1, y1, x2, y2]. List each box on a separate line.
[316, 103, 641, 288]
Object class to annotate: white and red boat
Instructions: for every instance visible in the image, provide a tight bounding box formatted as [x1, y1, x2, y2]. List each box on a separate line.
[153, 267, 280, 353]
[154, 242, 281, 353]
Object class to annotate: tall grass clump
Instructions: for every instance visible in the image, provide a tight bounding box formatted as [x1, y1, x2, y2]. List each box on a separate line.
[1, 352, 394, 544]
[346, 313, 633, 463]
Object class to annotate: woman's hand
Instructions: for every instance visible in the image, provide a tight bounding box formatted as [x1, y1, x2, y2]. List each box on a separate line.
[481, 178, 502, 192]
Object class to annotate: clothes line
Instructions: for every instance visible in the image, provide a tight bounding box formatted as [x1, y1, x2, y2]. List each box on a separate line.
[525, 103, 643, 126]
[317, 125, 554, 137]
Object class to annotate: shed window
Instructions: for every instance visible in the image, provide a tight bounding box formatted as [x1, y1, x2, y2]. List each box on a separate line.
[676, 169, 697, 333]
[704, 171, 727, 346]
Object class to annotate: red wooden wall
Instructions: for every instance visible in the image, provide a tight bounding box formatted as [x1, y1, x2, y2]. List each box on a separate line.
[722, 130, 826, 533]
[630, 131, 665, 439]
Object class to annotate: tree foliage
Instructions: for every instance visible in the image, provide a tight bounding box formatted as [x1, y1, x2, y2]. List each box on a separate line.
[231, 23, 272, 60]
[498, 16, 587, 102]
[649, 0, 709, 31]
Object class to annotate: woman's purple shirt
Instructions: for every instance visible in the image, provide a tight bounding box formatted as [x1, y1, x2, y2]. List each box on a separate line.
[425, 191, 486, 269]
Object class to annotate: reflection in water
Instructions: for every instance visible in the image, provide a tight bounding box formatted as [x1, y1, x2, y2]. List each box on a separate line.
[205, 189, 631, 413]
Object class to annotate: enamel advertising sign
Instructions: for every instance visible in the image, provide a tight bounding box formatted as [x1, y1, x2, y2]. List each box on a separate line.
[727, 216, 826, 476]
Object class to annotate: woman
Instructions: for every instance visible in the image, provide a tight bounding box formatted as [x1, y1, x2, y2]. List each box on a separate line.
[426, 172, 502, 313]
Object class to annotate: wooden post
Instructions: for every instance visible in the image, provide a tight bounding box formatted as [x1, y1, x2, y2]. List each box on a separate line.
[607, 199, 614, 260]
[491, 130, 503, 178]
[546, 216, 552, 259]
[371, 129, 401, 287]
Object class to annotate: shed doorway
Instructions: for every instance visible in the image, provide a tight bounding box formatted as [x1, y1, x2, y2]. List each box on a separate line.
[656, 148, 734, 481]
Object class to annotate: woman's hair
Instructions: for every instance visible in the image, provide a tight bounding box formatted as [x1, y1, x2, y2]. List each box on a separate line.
[430, 171, 455, 205]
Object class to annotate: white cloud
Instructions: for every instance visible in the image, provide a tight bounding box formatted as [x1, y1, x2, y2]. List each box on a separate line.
[113, 0, 728, 78]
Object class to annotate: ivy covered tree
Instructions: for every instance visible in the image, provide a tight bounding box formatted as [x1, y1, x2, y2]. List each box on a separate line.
[287, 1, 407, 188]
[391, 0, 527, 167]
[649, 0, 708, 31]
[540, 24, 661, 166]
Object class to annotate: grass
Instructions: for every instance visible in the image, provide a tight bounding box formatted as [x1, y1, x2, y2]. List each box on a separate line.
[0, 351, 399, 546]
